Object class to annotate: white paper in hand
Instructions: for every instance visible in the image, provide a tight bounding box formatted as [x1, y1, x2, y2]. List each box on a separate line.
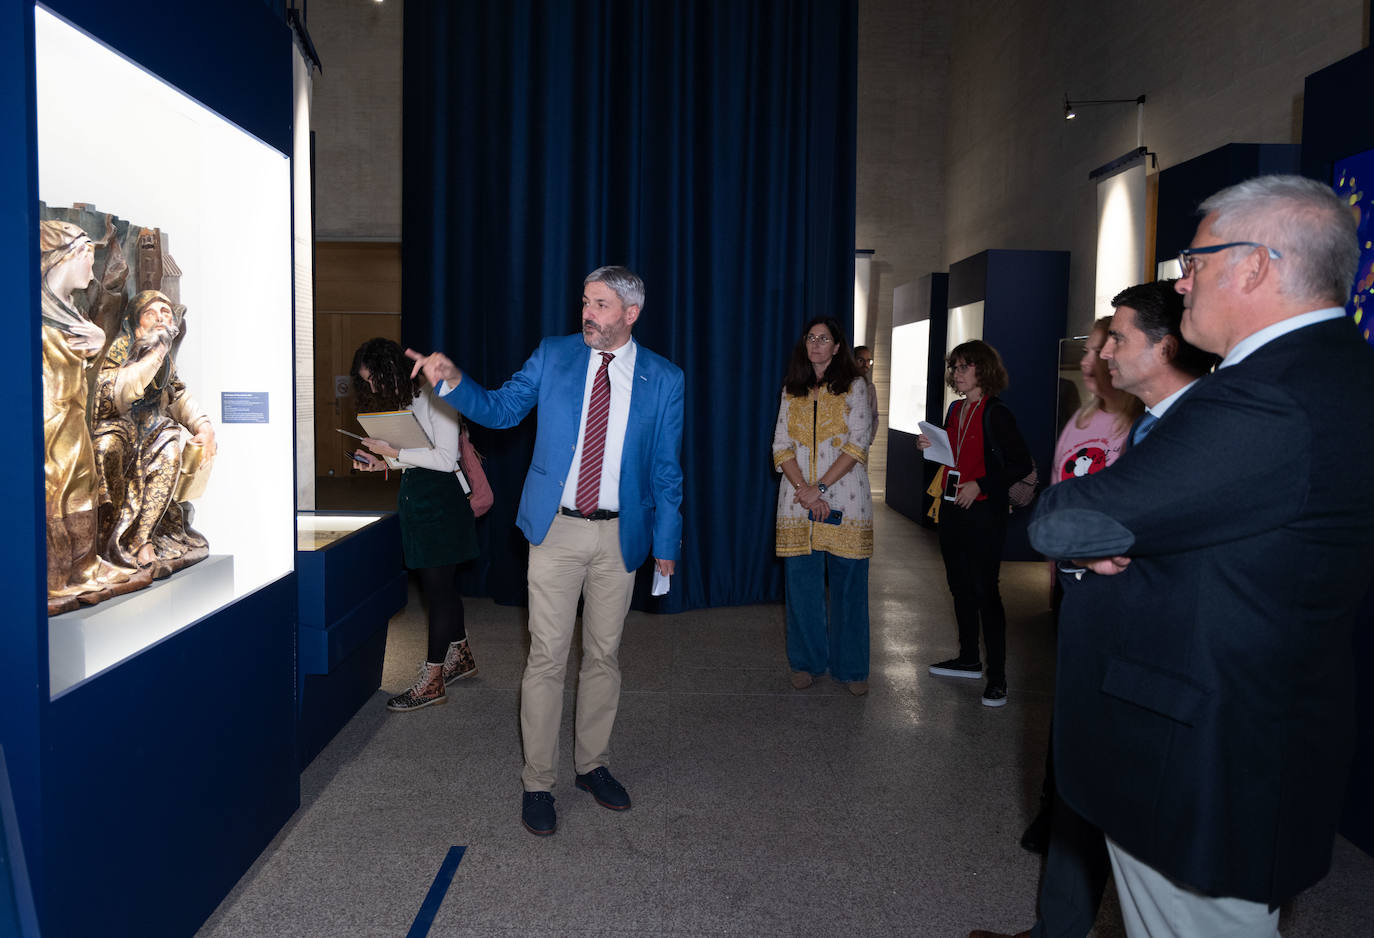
[918, 422, 955, 466]
[651, 568, 671, 596]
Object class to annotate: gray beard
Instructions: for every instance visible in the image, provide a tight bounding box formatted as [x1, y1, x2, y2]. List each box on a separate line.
[131, 324, 178, 359]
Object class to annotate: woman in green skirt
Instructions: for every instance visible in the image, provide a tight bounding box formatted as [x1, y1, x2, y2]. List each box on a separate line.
[351, 338, 480, 711]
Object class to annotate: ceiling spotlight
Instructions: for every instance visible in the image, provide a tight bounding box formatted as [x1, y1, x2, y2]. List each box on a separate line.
[1064, 98, 1076, 120]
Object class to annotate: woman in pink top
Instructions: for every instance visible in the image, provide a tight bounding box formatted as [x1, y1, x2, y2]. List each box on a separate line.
[1052, 316, 1143, 483]
[1020, 316, 1142, 854]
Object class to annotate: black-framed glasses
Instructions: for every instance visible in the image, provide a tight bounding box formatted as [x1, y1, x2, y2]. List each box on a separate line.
[1177, 241, 1282, 277]
[805, 333, 833, 345]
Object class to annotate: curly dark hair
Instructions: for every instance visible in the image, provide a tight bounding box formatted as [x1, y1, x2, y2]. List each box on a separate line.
[350, 337, 421, 411]
[782, 316, 861, 398]
[945, 339, 1009, 397]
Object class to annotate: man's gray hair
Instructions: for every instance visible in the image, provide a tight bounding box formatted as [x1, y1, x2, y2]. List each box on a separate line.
[585, 265, 645, 309]
[1199, 174, 1358, 306]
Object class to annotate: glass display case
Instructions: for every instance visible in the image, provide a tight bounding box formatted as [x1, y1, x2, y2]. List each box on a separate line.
[1057, 334, 1091, 442]
[8, 5, 301, 937]
[297, 511, 384, 552]
[36, 7, 293, 696]
[887, 319, 929, 435]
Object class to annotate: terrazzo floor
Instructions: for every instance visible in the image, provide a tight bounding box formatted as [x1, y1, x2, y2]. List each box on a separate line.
[196, 503, 1374, 937]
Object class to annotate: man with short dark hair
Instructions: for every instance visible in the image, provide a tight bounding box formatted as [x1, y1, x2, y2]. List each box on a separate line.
[1027, 175, 1374, 936]
[971, 280, 1215, 938]
[408, 266, 684, 837]
[853, 344, 878, 447]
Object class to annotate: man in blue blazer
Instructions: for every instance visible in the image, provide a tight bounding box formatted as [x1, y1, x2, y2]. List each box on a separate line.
[408, 266, 683, 836]
[1029, 176, 1374, 936]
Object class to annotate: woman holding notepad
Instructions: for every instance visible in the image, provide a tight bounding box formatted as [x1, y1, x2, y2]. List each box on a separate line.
[350, 338, 479, 712]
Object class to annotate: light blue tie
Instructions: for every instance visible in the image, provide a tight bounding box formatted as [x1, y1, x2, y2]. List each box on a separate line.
[1132, 412, 1158, 445]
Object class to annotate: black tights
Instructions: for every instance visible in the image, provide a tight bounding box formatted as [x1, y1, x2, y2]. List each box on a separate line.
[937, 500, 1009, 684]
[418, 563, 466, 663]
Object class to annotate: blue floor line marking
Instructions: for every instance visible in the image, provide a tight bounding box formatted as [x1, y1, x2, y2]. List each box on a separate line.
[406, 845, 466, 938]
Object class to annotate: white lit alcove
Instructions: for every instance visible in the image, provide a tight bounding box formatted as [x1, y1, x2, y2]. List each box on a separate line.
[37, 7, 294, 696]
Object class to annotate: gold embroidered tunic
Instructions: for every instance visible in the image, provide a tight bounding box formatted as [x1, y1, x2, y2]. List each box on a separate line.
[772, 378, 873, 558]
[92, 333, 209, 568]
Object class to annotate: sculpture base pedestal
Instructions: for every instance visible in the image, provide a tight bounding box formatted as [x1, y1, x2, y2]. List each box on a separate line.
[47, 553, 236, 696]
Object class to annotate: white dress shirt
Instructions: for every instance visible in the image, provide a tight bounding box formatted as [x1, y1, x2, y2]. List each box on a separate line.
[560, 337, 637, 512]
[1220, 307, 1344, 368]
[1147, 378, 1200, 421]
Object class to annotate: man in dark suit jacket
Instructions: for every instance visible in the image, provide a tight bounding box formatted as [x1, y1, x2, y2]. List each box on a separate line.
[1028, 176, 1374, 936]
[972, 280, 1217, 938]
[409, 266, 684, 837]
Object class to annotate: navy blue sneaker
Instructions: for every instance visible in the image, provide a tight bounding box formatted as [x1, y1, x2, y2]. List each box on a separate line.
[521, 791, 556, 835]
[575, 766, 631, 810]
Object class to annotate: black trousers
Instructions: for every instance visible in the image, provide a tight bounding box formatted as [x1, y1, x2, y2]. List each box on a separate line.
[1030, 796, 1111, 938]
[936, 499, 1008, 684]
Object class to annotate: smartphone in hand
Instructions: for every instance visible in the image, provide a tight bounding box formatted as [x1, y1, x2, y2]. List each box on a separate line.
[942, 469, 961, 502]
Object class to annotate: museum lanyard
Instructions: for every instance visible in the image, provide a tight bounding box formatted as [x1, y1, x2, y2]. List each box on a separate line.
[954, 397, 983, 463]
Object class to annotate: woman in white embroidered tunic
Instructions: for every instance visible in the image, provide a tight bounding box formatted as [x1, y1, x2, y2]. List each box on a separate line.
[771, 317, 874, 696]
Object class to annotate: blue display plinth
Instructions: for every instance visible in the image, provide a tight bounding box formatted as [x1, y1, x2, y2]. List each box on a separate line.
[44, 578, 300, 938]
[296, 512, 408, 767]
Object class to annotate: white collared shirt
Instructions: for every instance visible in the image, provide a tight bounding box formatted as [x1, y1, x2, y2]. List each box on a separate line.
[1220, 307, 1345, 368]
[1147, 378, 1200, 421]
[561, 337, 637, 512]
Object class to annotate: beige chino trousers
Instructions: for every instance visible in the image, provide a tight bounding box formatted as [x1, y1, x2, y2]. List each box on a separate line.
[521, 513, 636, 792]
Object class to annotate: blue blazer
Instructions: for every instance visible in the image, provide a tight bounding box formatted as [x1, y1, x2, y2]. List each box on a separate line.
[441, 333, 684, 571]
[1029, 317, 1374, 904]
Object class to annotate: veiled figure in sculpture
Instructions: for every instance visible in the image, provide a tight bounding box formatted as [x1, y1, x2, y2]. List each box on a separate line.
[39, 219, 144, 614]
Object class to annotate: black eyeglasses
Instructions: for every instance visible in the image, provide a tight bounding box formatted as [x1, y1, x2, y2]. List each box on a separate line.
[1177, 241, 1282, 277]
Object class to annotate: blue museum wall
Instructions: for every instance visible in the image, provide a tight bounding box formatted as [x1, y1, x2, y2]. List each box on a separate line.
[4, 0, 299, 931]
[984, 251, 1068, 562]
[1301, 45, 1374, 187]
[0, 0, 48, 913]
[40, 0, 291, 154]
[1300, 44, 1374, 860]
[948, 250, 1068, 561]
[44, 578, 299, 938]
[1155, 144, 1301, 267]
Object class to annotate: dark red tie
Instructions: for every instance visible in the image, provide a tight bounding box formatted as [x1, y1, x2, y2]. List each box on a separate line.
[575, 352, 614, 515]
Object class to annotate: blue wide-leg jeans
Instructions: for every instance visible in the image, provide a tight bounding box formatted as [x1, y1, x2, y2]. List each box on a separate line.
[784, 551, 870, 682]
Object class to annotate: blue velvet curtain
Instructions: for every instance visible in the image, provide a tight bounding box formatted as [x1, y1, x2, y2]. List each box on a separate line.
[402, 0, 857, 612]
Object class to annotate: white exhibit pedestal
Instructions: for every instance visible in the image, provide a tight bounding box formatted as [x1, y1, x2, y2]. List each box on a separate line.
[47, 555, 236, 696]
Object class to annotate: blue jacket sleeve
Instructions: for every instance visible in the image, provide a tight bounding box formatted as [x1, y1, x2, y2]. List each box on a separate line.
[651, 365, 686, 562]
[440, 341, 546, 429]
